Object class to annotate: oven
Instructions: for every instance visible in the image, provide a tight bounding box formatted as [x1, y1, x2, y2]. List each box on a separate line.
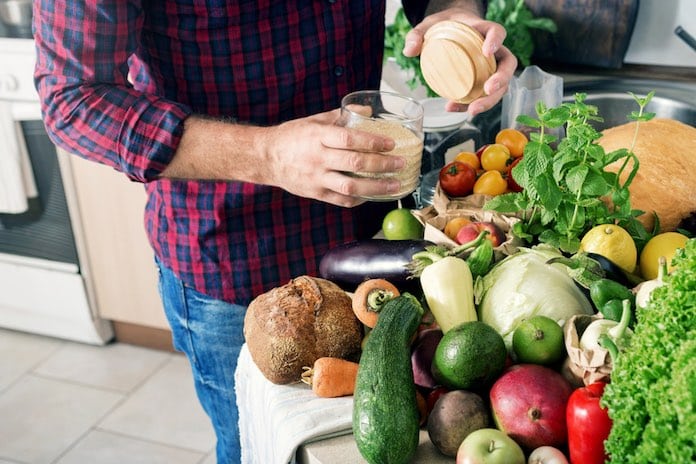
[0, 23, 113, 343]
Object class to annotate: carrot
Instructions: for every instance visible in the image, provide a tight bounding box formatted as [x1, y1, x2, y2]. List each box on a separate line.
[301, 357, 360, 398]
[351, 278, 400, 328]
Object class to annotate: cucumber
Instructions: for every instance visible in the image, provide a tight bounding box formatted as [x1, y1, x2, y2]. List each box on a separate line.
[352, 293, 424, 464]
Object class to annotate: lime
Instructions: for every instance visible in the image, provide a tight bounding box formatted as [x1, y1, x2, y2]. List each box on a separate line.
[432, 321, 507, 390]
[579, 224, 637, 274]
[382, 208, 424, 240]
[512, 316, 565, 365]
[639, 232, 689, 280]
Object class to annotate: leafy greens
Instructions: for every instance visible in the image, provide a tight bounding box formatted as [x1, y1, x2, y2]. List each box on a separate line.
[485, 92, 655, 253]
[601, 238, 695, 463]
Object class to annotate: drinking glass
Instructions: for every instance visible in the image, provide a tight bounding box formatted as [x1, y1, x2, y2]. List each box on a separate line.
[338, 90, 424, 201]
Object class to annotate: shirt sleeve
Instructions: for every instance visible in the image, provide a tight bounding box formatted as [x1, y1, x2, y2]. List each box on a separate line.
[33, 0, 193, 183]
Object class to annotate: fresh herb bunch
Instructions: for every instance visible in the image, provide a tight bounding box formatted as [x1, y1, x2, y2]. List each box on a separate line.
[485, 92, 655, 253]
[384, 8, 437, 97]
[601, 238, 695, 463]
[485, 0, 557, 67]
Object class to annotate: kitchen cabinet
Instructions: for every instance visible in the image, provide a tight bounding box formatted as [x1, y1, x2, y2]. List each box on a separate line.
[61, 149, 172, 347]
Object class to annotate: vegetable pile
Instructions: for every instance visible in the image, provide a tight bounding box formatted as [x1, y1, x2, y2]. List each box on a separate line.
[602, 238, 696, 463]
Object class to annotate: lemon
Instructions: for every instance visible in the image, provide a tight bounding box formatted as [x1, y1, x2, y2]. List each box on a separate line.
[432, 321, 507, 390]
[579, 224, 637, 274]
[512, 316, 565, 366]
[639, 232, 689, 280]
[382, 208, 424, 240]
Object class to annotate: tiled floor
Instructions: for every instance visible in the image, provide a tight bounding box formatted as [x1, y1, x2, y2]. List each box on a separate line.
[0, 328, 216, 464]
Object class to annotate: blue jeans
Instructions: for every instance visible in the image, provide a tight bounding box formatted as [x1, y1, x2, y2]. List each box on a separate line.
[157, 260, 245, 464]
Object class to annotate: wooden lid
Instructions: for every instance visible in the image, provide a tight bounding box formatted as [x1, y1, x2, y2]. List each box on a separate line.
[420, 21, 497, 104]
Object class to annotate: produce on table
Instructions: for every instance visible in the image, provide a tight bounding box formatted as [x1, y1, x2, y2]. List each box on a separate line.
[494, 127, 528, 157]
[579, 299, 633, 356]
[511, 315, 565, 366]
[563, 314, 612, 386]
[439, 161, 478, 197]
[382, 207, 424, 240]
[410, 328, 444, 389]
[599, 118, 696, 232]
[352, 294, 423, 464]
[506, 156, 524, 192]
[351, 278, 400, 328]
[480, 143, 512, 172]
[527, 446, 569, 464]
[318, 238, 432, 292]
[456, 427, 526, 464]
[444, 216, 472, 240]
[409, 234, 496, 332]
[578, 224, 637, 275]
[473, 170, 508, 196]
[300, 357, 359, 399]
[454, 151, 481, 170]
[566, 382, 612, 464]
[427, 390, 490, 457]
[243, 276, 362, 384]
[490, 364, 573, 450]
[485, 93, 654, 254]
[602, 238, 696, 463]
[638, 231, 689, 279]
[465, 236, 494, 279]
[431, 321, 507, 390]
[633, 256, 666, 310]
[588, 277, 635, 322]
[475, 245, 594, 349]
[455, 221, 505, 247]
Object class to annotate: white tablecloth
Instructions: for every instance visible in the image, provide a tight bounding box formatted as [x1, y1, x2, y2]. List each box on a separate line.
[235, 344, 354, 464]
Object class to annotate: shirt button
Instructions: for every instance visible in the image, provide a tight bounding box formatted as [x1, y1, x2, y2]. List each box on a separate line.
[333, 65, 345, 76]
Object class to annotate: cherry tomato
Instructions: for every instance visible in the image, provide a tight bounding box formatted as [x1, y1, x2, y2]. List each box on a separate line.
[474, 170, 507, 196]
[506, 156, 524, 192]
[438, 161, 476, 197]
[495, 128, 528, 157]
[475, 144, 489, 161]
[454, 151, 481, 170]
[480, 144, 512, 172]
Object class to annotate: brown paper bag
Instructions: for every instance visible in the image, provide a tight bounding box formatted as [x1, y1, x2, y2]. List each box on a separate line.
[412, 184, 522, 260]
[564, 314, 613, 386]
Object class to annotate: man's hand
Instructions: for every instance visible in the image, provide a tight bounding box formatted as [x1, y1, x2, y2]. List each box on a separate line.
[402, 7, 517, 116]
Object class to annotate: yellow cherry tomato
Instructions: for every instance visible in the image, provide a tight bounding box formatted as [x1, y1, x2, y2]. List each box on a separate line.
[495, 128, 528, 157]
[480, 144, 512, 172]
[474, 170, 508, 196]
[454, 151, 481, 170]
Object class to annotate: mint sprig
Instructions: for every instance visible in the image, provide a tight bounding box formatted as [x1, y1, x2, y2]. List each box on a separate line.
[485, 92, 654, 253]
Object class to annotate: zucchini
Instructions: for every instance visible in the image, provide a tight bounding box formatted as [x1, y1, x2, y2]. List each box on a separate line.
[352, 293, 424, 464]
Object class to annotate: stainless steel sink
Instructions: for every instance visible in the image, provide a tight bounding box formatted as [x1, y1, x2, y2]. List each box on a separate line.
[473, 76, 696, 141]
[564, 78, 696, 129]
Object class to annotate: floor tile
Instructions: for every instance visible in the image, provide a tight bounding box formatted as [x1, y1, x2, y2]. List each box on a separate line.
[0, 375, 123, 464]
[33, 342, 170, 393]
[55, 430, 205, 464]
[0, 328, 63, 392]
[99, 355, 216, 453]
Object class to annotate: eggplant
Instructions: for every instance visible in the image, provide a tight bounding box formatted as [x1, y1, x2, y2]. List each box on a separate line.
[586, 252, 641, 288]
[319, 239, 434, 292]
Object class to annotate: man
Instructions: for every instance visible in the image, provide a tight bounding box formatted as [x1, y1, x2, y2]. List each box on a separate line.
[34, 1, 515, 461]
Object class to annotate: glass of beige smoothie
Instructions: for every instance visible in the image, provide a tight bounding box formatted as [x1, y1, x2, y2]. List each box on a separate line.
[338, 90, 424, 201]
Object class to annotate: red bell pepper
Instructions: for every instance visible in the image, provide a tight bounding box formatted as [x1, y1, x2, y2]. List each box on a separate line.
[566, 382, 612, 464]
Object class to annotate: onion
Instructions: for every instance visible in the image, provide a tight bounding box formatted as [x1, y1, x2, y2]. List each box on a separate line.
[528, 446, 569, 464]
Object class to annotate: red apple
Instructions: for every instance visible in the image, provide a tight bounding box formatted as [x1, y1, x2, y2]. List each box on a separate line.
[455, 221, 505, 247]
[456, 428, 525, 464]
[489, 364, 573, 450]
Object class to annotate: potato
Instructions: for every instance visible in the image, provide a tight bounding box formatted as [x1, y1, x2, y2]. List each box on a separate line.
[427, 390, 490, 457]
[243, 276, 362, 384]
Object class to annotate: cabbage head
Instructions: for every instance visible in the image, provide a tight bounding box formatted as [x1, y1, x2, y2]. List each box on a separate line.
[475, 245, 594, 350]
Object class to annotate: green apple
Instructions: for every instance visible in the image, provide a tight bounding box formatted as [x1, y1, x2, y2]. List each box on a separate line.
[456, 428, 525, 464]
[382, 208, 423, 240]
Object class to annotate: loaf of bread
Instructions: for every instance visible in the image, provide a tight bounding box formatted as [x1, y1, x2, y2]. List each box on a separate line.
[599, 118, 696, 231]
[243, 276, 362, 384]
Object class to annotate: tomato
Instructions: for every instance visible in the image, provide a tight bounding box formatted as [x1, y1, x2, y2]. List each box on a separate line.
[495, 128, 528, 157]
[454, 151, 481, 170]
[480, 144, 512, 172]
[443, 217, 472, 240]
[506, 156, 524, 192]
[475, 144, 489, 161]
[473, 170, 507, 196]
[439, 161, 476, 197]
